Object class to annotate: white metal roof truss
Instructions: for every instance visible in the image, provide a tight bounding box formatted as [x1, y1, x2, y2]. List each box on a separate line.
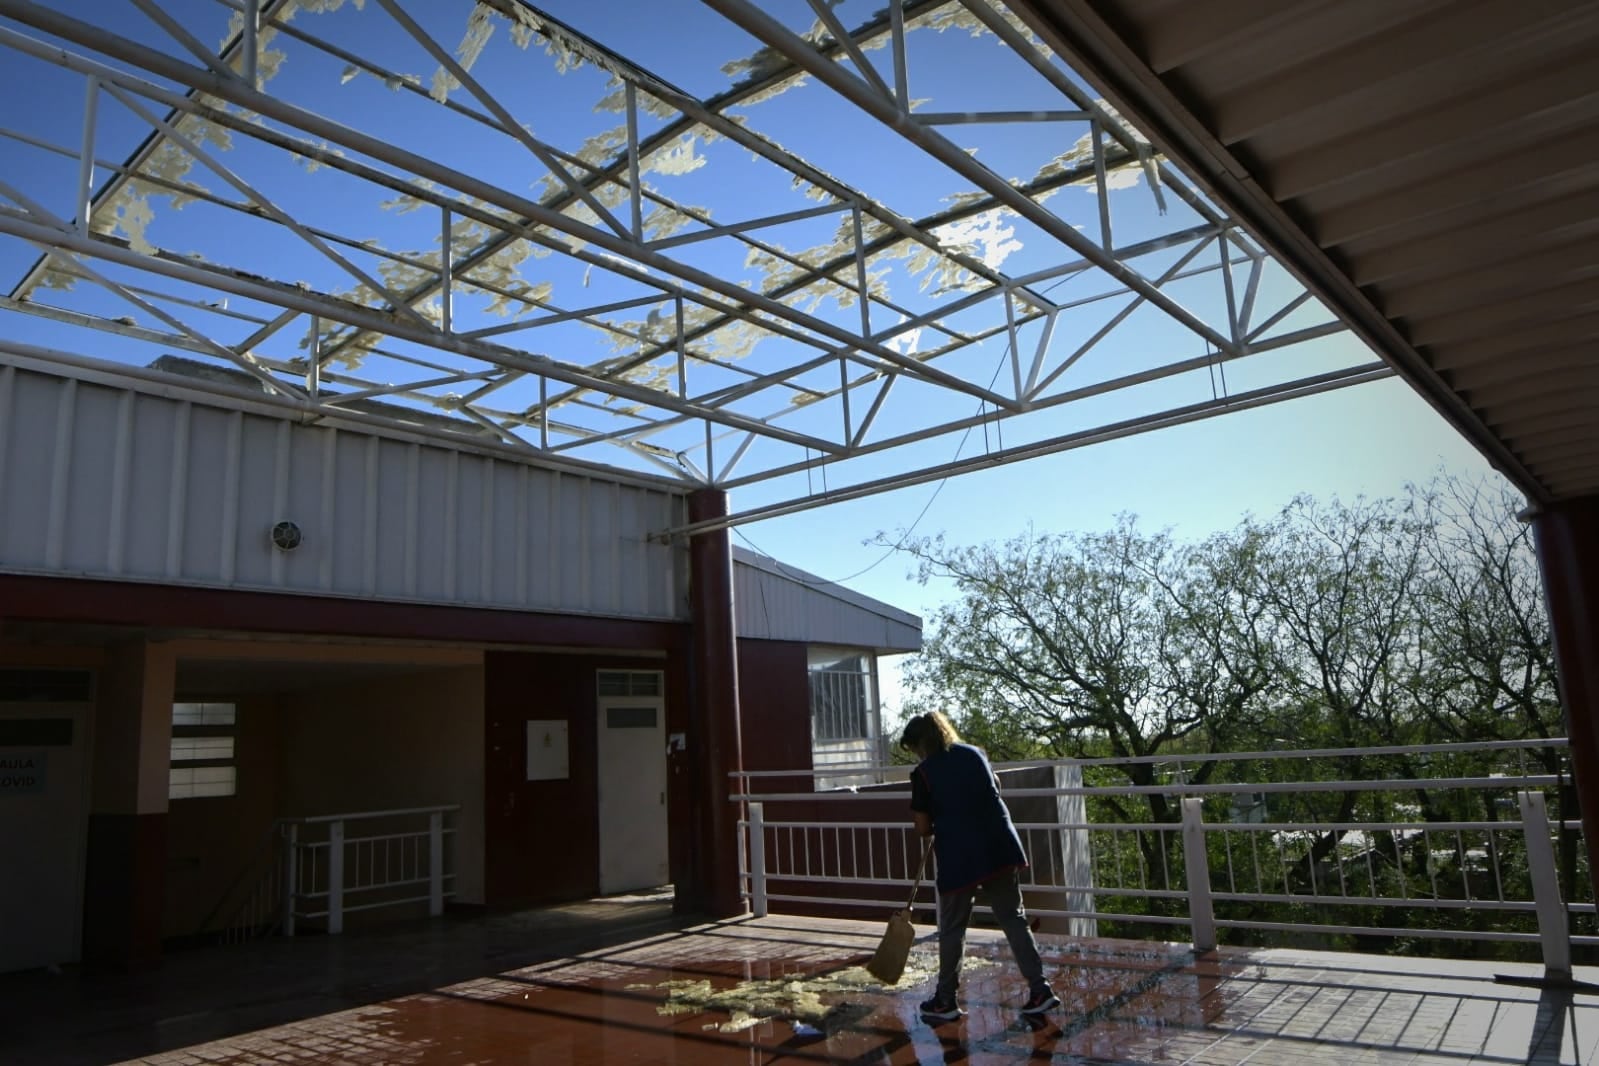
[0, 0, 1385, 532]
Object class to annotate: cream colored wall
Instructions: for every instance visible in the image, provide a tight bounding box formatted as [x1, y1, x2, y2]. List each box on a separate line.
[275, 666, 486, 904]
[94, 641, 177, 817]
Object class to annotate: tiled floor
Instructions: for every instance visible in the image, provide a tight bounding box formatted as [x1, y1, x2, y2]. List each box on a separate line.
[6, 907, 1597, 1064]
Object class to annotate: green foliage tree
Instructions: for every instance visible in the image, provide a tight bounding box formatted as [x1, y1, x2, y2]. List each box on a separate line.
[894, 474, 1557, 768]
[1408, 474, 1560, 750]
[884, 473, 1567, 957]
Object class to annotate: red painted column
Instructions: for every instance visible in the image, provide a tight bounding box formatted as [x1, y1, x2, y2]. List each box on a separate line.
[687, 489, 745, 918]
[1529, 496, 1599, 908]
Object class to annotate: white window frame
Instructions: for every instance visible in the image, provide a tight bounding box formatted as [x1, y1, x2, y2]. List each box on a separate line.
[806, 647, 878, 745]
[168, 701, 238, 800]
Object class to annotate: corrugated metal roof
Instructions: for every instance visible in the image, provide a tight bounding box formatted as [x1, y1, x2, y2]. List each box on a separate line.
[1014, 0, 1599, 503]
[732, 547, 922, 654]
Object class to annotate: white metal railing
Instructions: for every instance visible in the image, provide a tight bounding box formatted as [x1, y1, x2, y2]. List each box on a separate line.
[280, 806, 458, 935]
[733, 739, 1595, 975]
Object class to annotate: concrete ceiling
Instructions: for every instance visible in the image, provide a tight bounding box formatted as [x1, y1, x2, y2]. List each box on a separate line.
[1013, 0, 1599, 505]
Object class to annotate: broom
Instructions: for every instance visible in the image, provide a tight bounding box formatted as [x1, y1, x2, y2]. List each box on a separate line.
[865, 839, 932, 984]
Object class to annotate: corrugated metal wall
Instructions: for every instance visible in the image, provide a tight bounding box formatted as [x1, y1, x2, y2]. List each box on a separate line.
[0, 363, 688, 620]
[733, 549, 921, 653]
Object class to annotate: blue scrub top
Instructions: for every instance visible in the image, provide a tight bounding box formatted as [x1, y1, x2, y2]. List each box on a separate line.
[911, 743, 1028, 893]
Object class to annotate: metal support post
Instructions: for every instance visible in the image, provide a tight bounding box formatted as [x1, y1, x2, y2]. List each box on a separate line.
[439, 207, 453, 333]
[242, 0, 259, 90]
[327, 819, 345, 935]
[307, 315, 320, 395]
[625, 81, 642, 239]
[75, 75, 97, 232]
[281, 821, 298, 937]
[429, 810, 445, 917]
[1004, 286, 1023, 400]
[749, 801, 767, 918]
[1518, 790, 1571, 976]
[1181, 797, 1216, 952]
[889, 0, 908, 114]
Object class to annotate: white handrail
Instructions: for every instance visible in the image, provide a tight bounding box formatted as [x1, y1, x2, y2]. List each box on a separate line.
[735, 776, 1562, 802]
[280, 806, 458, 935]
[280, 804, 461, 825]
[729, 737, 1571, 779]
[735, 742, 1590, 976]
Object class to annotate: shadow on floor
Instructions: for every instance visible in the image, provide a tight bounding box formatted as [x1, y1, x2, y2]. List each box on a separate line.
[0, 893, 688, 1066]
[10, 912, 1599, 1066]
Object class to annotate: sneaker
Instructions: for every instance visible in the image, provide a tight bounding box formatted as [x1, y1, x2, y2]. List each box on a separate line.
[1020, 986, 1060, 1015]
[918, 995, 963, 1021]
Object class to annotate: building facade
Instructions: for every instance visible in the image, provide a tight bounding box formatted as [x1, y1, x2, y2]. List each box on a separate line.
[0, 358, 919, 973]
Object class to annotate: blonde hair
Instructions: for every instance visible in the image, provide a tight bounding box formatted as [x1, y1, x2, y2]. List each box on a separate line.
[899, 711, 961, 758]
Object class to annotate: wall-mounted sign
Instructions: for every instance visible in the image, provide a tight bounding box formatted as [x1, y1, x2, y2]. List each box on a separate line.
[0, 750, 45, 794]
[526, 721, 569, 781]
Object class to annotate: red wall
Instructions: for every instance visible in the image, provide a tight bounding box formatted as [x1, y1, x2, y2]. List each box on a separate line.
[482, 639, 819, 912]
[483, 646, 697, 908]
[736, 640, 814, 779]
[733, 640, 920, 918]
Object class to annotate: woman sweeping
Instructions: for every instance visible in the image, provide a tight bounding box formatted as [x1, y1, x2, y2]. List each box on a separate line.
[900, 711, 1060, 1021]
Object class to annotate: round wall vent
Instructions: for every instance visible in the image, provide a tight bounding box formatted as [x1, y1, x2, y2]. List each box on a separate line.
[270, 520, 303, 552]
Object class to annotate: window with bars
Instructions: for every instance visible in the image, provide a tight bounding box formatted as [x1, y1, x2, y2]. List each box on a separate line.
[807, 650, 876, 743]
[169, 701, 237, 799]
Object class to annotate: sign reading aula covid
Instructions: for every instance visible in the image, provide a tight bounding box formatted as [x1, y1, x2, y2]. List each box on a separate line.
[0, 751, 45, 794]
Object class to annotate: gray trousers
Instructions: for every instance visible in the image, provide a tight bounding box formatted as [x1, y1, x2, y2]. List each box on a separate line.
[934, 869, 1047, 1000]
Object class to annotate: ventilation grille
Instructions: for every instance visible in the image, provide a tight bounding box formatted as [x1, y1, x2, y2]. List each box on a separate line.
[597, 670, 663, 698]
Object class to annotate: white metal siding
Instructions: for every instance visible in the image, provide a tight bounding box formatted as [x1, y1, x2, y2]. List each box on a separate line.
[732, 551, 921, 653]
[0, 363, 688, 620]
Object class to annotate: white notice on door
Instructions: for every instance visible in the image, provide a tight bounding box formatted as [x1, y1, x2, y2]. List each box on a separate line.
[526, 721, 569, 781]
[0, 750, 45, 794]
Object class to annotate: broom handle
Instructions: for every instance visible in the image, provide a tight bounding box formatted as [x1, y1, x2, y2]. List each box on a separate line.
[904, 838, 932, 909]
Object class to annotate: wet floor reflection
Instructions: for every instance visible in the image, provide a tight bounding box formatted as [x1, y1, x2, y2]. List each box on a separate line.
[138, 937, 1225, 1063]
[112, 922, 1599, 1065]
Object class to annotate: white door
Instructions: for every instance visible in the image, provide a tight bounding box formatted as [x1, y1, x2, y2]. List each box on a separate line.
[0, 703, 92, 972]
[596, 696, 668, 894]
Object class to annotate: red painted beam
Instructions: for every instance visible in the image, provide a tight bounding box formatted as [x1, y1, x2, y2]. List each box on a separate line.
[0, 573, 683, 650]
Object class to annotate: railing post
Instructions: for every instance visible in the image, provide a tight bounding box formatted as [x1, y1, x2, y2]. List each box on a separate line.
[1181, 797, 1216, 952]
[281, 822, 298, 937]
[1518, 790, 1571, 976]
[429, 810, 445, 917]
[749, 801, 767, 918]
[327, 819, 345, 935]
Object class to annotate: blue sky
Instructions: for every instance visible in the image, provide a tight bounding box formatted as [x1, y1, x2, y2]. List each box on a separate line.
[0, 1, 1513, 670]
[732, 363, 1504, 721]
[738, 373, 1502, 618]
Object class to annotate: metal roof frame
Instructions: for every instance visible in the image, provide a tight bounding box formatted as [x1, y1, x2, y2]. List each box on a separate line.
[0, 0, 1382, 531]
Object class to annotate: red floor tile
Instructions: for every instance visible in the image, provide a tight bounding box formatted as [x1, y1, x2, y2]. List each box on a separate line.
[78, 916, 1599, 1065]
